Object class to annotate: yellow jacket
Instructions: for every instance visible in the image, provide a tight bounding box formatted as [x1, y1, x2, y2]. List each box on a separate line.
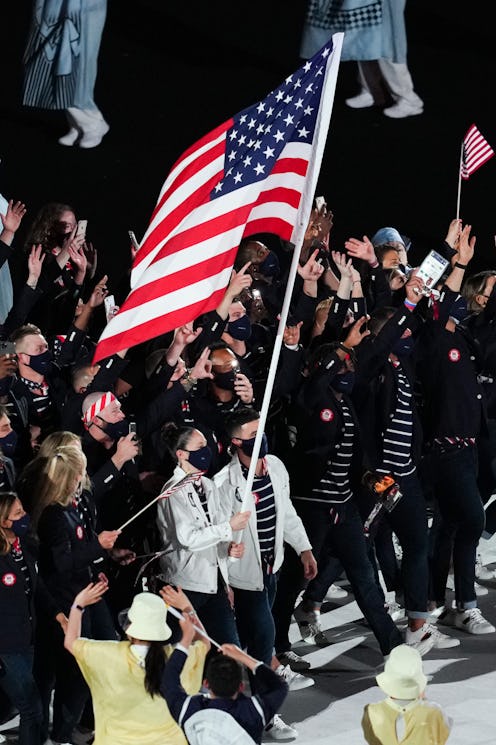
[362, 697, 451, 745]
[73, 638, 208, 745]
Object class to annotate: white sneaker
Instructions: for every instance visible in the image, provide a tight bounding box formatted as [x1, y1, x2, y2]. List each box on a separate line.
[325, 583, 348, 600]
[276, 664, 314, 691]
[475, 581, 489, 596]
[438, 607, 496, 634]
[475, 554, 496, 580]
[264, 714, 298, 741]
[422, 622, 460, 648]
[405, 624, 435, 656]
[293, 603, 328, 645]
[345, 91, 375, 109]
[383, 99, 424, 119]
[385, 600, 405, 622]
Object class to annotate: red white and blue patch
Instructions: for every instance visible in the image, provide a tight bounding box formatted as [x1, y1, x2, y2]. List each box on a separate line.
[2, 572, 16, 586]
[76, 526, 84, 540]
[320, 408, 334, 422]
[448, 348, 461, 363]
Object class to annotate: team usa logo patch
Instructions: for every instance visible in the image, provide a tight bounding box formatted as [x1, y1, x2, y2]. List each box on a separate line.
[448, 348, 461, 363]
[320, 408, 334, 422]
[2, 572, 16, 586]
[253, 492, 260, 505]
[76, 526, 84, 540]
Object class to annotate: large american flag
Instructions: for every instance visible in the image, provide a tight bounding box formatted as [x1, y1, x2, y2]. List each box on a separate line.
[93, 36, 343, 363]
[460, 123, 494, 180]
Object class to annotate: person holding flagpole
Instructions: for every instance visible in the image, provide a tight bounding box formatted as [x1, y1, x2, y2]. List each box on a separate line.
[213, 406, 317, 739]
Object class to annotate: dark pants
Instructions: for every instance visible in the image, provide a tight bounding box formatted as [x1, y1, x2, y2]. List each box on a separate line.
[233, 572, 278, 665]
[275, 499, 403, 656]
[183, 584, 240, 648]
[423, 446, 485, 609]
[0, 648, 43, 745]
[359, 472, 429, 619]
[34, 600, 117, 742]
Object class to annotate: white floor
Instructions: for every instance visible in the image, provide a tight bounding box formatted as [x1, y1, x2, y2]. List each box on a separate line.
[273, 533, 496, 745]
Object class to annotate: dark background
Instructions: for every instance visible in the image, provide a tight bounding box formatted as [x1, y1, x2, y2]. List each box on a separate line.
[1, 1, 494, 295]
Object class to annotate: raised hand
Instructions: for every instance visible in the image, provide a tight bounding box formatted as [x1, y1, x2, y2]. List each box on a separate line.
[73, 580, 109, 609]
[344, 315, 371, 348]
[456, 223, 476, 265]
[226, 261, 253, 299]
[297, 248, 326, 282]
[173, 323, 202, 348]
[88, 275, 109, 308]
[159, 584, 193, 612]
[27, 244, 45, 285]
[234, 371, 253, 403]
[344, 235, 377, 266]
[445, 218, 462, 249]
[331, 250, 353, 279]
[1, 200, 27, 236]
[68, 242, 88, 282]
[190, 346, 214, 380]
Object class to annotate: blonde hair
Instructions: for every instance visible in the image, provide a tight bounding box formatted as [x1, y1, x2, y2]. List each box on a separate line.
[31, 446, 88, 528]
[38, 431, 82, 457]
[0, 492, 19, 555]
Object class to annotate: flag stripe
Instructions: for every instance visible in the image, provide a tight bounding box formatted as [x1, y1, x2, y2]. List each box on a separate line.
[461, 123, 494, 180]
[93, 38, 343, 363]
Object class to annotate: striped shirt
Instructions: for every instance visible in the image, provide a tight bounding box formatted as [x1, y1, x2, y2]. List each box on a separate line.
[307, 399, 355, 505]
[377, 360, 415, 478]
[241, 465, 276, 568]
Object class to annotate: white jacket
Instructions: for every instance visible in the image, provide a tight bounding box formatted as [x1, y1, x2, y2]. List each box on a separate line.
[213, 453, 312, 591]
[156, 466, 233, 593]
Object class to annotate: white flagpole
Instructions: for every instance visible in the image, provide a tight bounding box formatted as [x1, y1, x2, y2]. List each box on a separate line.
[456, 141, 463, 220]
[237, 34, 344, 515]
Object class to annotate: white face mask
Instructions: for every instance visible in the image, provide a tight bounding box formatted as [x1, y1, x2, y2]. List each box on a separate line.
[130, 643, 149, 667]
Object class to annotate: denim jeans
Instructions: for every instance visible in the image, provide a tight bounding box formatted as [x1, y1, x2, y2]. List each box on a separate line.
[423, 446, 485, 609]
[183, 585, 240, 647]
[0, 648, 43, 745]
[233, 572, 278, 665]
[297, 499, 403, 655]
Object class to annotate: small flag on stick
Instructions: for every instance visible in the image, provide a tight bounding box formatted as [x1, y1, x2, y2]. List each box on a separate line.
[460, 124, 494, 180]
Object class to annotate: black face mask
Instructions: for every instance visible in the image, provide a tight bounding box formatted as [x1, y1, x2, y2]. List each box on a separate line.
[214, 369, 238, 391]
[392, 337, 415, 357]
[258, 251, 280, 278]
[97, 417, 129, 440]
[333, 372, 355, 393]
[239, 432, 269, 458]
[186, 445, 213, 472]
[0, 429, 18, 457]
[11, 513, 31, 537]
[28, 350, 52, 375]
[227, 316, 252, 341]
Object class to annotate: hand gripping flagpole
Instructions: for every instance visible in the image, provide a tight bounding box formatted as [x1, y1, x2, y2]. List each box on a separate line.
[165, 605, 221, 649]
[231, 33, 344, 554]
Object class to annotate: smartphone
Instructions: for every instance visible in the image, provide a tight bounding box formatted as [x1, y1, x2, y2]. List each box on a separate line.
[0, 340, 16, 356]
[129, 422, 137, 437]
[75, 219, 87, 241]
[315, 195, 326, 212]
[128, 230, 140, 252]
[416, 250, 450, 289]
[104, 294, 118, 322]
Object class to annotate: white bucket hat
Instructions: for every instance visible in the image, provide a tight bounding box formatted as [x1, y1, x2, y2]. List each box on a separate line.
[125, 592, 172, 641]
[376, 644, 427, 699]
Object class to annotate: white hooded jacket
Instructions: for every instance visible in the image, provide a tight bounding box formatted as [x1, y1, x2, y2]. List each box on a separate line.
[213, 453, 312, 591]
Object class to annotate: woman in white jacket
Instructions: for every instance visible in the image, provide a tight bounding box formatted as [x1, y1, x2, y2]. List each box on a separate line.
[156, 423, 250, 645]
